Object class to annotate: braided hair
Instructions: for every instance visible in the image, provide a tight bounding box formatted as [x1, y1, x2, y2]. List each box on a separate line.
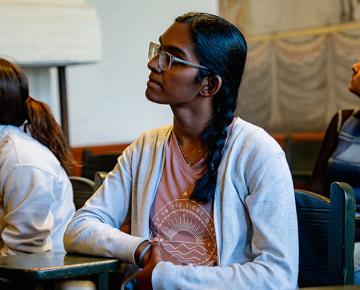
[175, 12, 247, 203]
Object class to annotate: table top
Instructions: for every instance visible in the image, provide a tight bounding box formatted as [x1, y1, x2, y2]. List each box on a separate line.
[0, 251, 119, 280]
[301, 286, 360, 289]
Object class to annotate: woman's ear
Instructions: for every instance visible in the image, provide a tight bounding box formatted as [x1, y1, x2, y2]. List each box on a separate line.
[200, 75, 222, 97]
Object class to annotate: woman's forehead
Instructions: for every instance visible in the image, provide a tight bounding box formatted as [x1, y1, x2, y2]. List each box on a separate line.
[160, 23, 195, 57]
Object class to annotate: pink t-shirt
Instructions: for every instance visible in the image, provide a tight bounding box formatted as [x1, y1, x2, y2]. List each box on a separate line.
[150, 132, 217, 266]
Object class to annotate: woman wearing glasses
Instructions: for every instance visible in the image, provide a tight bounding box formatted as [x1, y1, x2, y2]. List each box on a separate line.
[65, 12, 298, 290]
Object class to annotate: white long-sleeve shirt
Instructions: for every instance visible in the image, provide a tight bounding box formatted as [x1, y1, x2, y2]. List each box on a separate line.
[0, 124, 75, 255]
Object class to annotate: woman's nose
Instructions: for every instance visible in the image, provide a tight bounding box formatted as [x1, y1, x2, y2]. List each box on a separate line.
[352, 62, 360, 73]
[147, 56, 162, 73]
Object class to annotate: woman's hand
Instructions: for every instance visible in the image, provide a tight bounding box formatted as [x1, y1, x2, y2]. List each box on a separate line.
[157, 244, 181, 265]
[135, 242, 163, 290]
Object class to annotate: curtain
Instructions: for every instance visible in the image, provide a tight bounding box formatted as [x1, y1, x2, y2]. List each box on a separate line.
[236, 23, 360, 132]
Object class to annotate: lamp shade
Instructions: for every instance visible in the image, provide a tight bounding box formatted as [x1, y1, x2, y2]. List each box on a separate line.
[0, 0, 102, 66]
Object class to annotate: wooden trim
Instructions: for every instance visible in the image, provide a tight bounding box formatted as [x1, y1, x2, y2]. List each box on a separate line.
[271, 133, 286, 148]
[69, 132, 325, 176]
[290, 132, 324, 142]
[70, 143, 130, 176]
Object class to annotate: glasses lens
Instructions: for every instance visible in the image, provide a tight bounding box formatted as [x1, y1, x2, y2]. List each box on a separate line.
[158, 51, 171, 71]
[148, 42, 160, 60]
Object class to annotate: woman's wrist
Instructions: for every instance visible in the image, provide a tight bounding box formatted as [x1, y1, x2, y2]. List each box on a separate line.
[135, 240, 152, 267]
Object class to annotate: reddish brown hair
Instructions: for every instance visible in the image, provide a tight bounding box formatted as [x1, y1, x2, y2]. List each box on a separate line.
[0, 58, 74, 173]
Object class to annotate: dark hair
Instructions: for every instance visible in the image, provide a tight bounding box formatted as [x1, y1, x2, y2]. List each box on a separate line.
[0, 58, 74, 173]
[175, 12, 247, 203]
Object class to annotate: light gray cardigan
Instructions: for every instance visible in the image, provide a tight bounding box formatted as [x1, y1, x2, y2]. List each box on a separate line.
[64, 117, 298, 290]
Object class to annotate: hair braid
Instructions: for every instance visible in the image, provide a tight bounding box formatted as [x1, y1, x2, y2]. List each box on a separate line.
[191, 106, 234, 202]
[176, 12, 247, 203]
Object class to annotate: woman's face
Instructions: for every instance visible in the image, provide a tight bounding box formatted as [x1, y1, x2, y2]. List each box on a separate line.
[349, 62, 360, 97]
[145, 22, 204, 107]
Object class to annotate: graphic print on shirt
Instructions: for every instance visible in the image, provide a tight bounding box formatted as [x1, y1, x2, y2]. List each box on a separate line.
[150, 197, 217, 265]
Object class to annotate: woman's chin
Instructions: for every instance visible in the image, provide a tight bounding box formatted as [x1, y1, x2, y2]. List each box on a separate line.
[145, 89, 159, 103]
[349, 83, 360, 97]
[145, 88, 154, 101]
[145, 90, 168, 104]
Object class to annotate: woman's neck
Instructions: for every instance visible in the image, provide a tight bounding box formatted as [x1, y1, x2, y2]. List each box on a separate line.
[172, 113, 209, 141]
[172, 111, 210, 165]
[171, 100, 212, 140]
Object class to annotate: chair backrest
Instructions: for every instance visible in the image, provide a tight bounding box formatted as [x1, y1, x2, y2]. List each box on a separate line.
[296, 181, 355, 287]
[69, 176, 96, 210]
[82, 150, 120, 180]
[285, 136, 323, 189]
[94, 171, 108, 191]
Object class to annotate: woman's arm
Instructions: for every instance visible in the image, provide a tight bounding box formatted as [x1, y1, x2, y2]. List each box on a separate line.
[64, 159, 147, 264]
[65, 128, 171, 265]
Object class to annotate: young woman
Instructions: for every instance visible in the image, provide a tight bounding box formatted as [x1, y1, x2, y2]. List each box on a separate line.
[0, 58, 75, 255]
[64, 12, 298, 290]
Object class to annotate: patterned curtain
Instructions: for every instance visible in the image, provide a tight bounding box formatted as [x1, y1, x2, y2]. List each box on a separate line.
[236, 23, 360, 133]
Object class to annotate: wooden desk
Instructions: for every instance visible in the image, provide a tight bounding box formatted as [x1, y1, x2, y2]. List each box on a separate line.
[0, 251, 119, 290]
[301, 286, 360, 289]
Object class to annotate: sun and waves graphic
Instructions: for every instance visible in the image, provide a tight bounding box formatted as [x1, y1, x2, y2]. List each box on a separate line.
[151, 198, 217, 265]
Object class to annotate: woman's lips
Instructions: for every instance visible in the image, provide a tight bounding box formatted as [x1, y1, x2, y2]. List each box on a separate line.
[147, 78, 161, 88]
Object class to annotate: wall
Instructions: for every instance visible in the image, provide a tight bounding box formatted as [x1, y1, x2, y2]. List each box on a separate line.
[25, 67, 59, 120]
[65, 0, 217, 146]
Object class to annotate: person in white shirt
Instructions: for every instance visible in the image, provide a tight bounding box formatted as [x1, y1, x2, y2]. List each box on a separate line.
[0, 58, 75, 255]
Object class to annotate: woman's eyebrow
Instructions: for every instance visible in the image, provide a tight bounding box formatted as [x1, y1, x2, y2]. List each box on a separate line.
[159, 36, 188, 58]
[166, 46, 187, 58]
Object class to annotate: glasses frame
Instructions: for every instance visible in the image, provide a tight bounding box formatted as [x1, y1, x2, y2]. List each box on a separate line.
[148, 42, 208, 71]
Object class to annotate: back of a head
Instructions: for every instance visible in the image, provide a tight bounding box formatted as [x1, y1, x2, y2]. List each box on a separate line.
[0, 57, 74, 173]
[0, 58, 29, 126]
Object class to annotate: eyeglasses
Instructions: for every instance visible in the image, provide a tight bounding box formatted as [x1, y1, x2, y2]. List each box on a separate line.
[148, 42, 208, 71]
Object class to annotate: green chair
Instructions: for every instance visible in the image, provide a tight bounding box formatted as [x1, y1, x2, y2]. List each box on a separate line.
[82, 150, 120, 180]
[296, 182, 355, 287]
[69, 176, 95, 210]
[94, 171, 108, 191]
[285, 137, 323, 189]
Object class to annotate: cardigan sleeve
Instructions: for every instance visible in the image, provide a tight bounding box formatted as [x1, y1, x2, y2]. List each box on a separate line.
[64, 126, 171, 265]
[63, 148, 147, 264]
